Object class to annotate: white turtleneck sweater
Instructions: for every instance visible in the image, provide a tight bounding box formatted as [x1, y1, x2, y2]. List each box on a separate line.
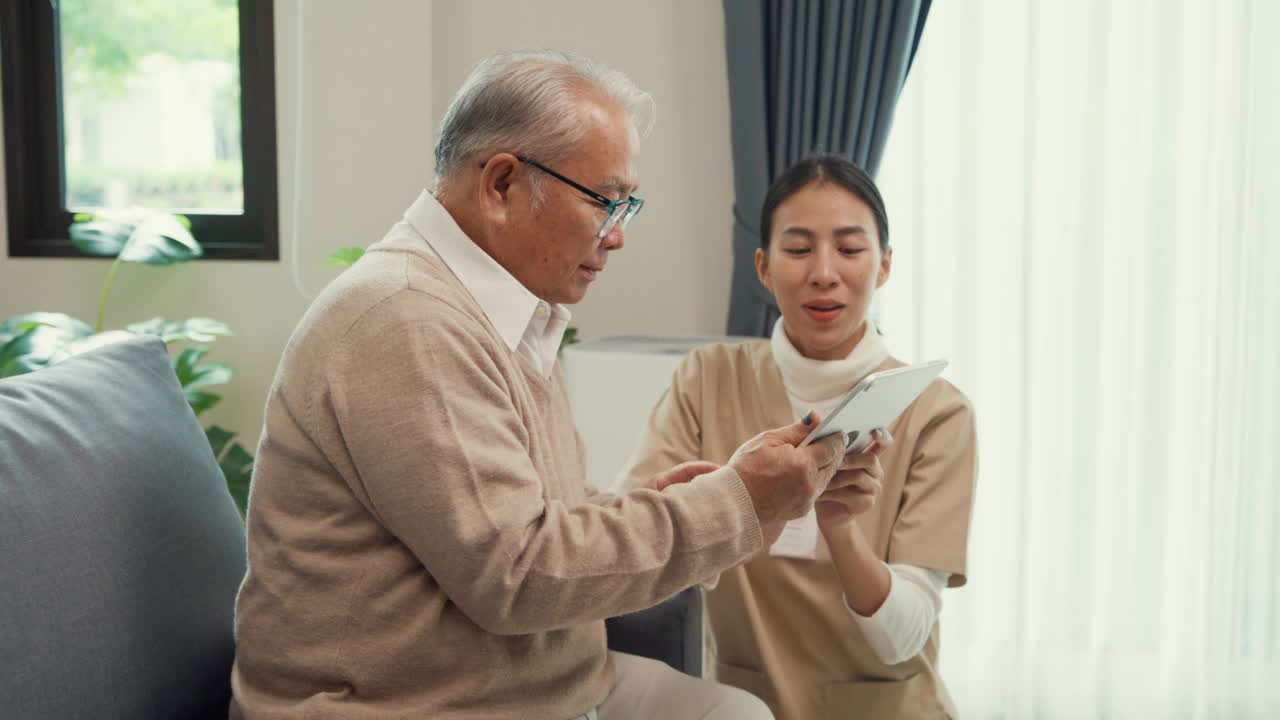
[769, 318, 949, 666]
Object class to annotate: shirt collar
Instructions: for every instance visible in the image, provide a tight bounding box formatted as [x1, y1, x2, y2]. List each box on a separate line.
[402, 190, 571, 353]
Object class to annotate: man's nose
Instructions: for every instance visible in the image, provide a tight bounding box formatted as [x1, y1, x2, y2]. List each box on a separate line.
[599, 224, 625, 251]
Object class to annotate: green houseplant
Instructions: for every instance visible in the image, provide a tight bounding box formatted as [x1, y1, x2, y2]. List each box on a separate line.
[0, 210, 253, 513]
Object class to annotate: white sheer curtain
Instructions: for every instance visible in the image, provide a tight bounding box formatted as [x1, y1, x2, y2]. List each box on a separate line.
[876, 0, 1280, 717]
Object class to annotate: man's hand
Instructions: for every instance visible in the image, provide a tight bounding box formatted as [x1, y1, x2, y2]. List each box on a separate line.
[727, 412, 846, 529]
[815, 429, 892, 531]
[644, 461, 722, 492]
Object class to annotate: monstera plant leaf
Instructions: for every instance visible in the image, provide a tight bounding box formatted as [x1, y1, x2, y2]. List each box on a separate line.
[47, 330, 138, 365]
[325, 246, 365, 266]
[66, 213, 140, 256]
[127, 317, 233, 344]
[207, 424, 253, 516]
[172, 345, 235, 416]
[0, 312, 94, 377]
[69, 210, 201, 265]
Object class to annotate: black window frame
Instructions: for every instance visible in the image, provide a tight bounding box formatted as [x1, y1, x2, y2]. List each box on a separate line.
[1, 0, 279, 260]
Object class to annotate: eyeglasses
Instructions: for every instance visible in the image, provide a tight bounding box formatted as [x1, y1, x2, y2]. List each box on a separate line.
[518, 156, 644, 240]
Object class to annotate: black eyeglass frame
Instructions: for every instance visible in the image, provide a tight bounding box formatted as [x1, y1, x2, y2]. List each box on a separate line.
[516, 156, 644, 239]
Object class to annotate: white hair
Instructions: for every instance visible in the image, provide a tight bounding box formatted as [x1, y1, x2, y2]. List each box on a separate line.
[433, 50, 655, 200]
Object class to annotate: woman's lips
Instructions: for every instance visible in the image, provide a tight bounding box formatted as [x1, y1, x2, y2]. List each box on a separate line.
[802, 301, 845, 322]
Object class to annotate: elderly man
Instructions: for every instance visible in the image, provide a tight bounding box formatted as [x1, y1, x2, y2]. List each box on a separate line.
[230, 50, 846, 720]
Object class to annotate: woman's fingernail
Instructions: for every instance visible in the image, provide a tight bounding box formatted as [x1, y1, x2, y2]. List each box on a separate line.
[802, 411, 814, 426]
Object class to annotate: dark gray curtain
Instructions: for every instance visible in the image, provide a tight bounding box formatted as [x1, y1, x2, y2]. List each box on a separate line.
[723, 0, 932, 336]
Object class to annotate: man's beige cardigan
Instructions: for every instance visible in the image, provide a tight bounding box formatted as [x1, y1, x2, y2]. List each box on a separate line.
[230, 230, 763, 719]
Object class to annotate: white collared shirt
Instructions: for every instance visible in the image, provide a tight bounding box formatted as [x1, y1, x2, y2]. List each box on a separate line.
[383, 190, 572, 378]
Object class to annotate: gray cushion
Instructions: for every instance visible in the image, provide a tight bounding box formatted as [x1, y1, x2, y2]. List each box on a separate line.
[0, 335, 247, 719]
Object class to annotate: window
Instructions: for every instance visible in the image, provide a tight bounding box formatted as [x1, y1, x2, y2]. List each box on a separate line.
[2, 0, 278, 259]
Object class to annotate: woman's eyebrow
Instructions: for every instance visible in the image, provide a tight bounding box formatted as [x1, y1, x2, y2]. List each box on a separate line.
[781, 226, 816, 239]
[781, 225, 867, 238]
[834, 225, 868, 237]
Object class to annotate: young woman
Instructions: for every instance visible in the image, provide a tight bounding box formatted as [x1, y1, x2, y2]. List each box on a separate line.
[622, 156, 977, 719]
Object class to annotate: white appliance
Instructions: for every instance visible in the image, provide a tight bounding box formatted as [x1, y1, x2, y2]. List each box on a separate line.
[561, 335, 748, 491]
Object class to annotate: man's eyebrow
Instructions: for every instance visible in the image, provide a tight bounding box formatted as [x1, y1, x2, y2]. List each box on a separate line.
[601, 178, 638, 197]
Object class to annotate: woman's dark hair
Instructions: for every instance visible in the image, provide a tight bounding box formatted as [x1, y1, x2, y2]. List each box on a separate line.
[759, 155, 889, 252]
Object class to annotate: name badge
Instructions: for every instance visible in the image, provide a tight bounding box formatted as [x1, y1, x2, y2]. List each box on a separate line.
[768, 509, 819, 560]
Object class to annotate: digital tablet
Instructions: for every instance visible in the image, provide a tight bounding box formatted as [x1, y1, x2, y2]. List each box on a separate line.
[799, 359, 949, 454]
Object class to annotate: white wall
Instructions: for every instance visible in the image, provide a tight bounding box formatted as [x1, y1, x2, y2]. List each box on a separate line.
[0, 0, 733, 445]
[431, 0, 735, 341]
[0, 0, 434, 446]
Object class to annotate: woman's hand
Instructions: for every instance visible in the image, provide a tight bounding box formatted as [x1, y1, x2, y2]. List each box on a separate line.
[759, 518, 788, 550]
[815, 429, 892, 531]
[644, 460, 722, 492]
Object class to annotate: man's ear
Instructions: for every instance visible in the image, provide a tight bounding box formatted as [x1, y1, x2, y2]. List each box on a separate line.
[754, 247, 773, 294]
[478, 153, 521, 225]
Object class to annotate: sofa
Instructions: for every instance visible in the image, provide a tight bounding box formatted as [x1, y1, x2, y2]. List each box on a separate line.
[0, 336, 700, 718]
